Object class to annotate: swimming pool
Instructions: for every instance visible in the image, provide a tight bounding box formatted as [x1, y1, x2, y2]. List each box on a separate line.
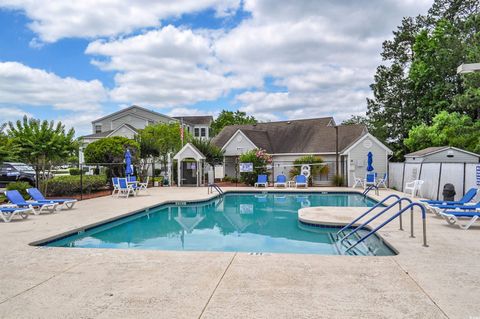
[42, 192, 395, 256]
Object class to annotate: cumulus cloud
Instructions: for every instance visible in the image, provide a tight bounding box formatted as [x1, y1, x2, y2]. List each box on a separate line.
[86, 25, 235, 108]
[0, 0, 240, 43]
[0, 62, 107, 111]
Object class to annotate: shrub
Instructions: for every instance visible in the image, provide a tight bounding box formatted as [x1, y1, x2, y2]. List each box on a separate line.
[239, 149, 272, 186]
[332, 175, 344, 187]
[6, 181, 32, 199]
[69, 168, 81, 175]
[42, 175, 108, 196]
[154, 168, 162, 176]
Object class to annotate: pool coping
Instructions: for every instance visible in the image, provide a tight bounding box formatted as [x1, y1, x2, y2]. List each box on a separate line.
[29, 189, 381, 249]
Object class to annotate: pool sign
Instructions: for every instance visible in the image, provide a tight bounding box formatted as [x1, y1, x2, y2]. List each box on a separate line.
[301, 164, 311, 178]
[476, 165, 480, 186]
[239, 162, 253, 173]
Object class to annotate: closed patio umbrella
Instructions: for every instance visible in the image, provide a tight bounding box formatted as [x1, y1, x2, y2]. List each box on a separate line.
[125, 148, 133, 177]
[367, 151, 374, 172]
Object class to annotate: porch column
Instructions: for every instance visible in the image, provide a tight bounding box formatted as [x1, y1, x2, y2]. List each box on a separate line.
[177, 159, 181, 187]
[196, 159, 200, 187]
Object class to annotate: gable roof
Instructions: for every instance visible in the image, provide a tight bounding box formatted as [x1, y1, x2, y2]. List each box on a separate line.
[212, 118, 368, 154]
[80, 123, 138, 139]
[341, 132, 393, 155]
[173, 116, 213, 126]
[405, 146, 480, 158]
[92, 105, 178, 123]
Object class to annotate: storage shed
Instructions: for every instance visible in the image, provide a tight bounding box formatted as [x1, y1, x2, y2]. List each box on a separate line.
[405, 146, 480, 164]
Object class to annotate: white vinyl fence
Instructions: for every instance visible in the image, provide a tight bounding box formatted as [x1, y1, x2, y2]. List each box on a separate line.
[388, 162, 480, 201]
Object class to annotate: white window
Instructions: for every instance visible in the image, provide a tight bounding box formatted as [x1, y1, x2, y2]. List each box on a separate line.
[201, 128, 206, 137]
[95, 124, 102, 133]
[194, 128, 200, 137]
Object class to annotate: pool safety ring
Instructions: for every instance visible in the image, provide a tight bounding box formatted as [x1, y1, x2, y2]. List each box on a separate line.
[301, 165, 311, 178]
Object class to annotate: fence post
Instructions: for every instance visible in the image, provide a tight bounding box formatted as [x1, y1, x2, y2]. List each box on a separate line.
[80, 163, 83, 201]
[462, 162, 466, 196]
[401, 162, 406, 192]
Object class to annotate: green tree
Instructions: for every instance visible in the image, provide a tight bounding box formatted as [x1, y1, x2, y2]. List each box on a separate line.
[190, 138, 224, 180]
[211, 110, 257, 136]
[404, 111, 480, 154]
[239, 149, 272, 186]
[341, 115, 371, 129]
[84, 136, 139, 164]
[367, 0, 480, 159]
[8, 116, 77, 190]
[0, 123, 11, 163]
[289, 155, 329, 186]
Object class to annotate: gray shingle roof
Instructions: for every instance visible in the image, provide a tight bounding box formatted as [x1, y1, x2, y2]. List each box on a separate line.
[405, 146, 449, 157]
[211, 118, 367, 154]
[174, 116, 213, 125]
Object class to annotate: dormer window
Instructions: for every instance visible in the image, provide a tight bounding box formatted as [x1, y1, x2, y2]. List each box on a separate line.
[95, 124, 102, 133]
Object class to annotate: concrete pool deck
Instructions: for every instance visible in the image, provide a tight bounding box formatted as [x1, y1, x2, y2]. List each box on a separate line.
[0, 187, 479, 318]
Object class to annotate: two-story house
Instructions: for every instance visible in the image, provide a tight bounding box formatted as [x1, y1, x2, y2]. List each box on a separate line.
[79, 105, 213, 163]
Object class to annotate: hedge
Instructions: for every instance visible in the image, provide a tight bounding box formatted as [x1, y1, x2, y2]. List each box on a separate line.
[42, 175, 108, 196]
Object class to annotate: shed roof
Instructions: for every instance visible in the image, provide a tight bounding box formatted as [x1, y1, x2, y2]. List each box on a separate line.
[405, 146, 480, 158]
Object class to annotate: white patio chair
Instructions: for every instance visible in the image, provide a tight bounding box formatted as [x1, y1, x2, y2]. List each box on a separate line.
[137, 176, 150, 195]
[352, 173, 364, 188]
[404, 180, 424, 198]
[377, 173, 388, 189]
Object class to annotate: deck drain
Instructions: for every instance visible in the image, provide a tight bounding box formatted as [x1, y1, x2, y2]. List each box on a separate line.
[249, 252, 265, 255]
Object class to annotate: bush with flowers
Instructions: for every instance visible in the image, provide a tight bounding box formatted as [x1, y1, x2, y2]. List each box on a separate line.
[239, 148, 272, 186]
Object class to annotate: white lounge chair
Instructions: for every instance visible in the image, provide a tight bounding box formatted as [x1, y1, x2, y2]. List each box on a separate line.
[112, 177, 120, 197]
[5, 190, 57, 214]
[27, 188, 77, 210]
[0, 207, 33, 223]
[438, 209, 480, 230]
[405, 180, 424, 198]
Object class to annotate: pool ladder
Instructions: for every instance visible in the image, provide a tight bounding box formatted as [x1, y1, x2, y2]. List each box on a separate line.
[335, 195, 429, 254]
[208, 183, 224, 195]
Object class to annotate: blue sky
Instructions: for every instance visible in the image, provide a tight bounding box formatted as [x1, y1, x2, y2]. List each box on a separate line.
[0, 0, 432, 136]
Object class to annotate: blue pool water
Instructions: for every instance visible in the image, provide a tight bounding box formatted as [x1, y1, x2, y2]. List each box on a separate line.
[44, 192, 394, 256]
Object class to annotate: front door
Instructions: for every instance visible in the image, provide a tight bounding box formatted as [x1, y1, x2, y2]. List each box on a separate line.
[182, 161, 197, 185]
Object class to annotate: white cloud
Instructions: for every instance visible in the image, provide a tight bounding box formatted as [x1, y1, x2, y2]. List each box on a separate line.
[0, 107, 33, 123]
[0, 61, 107, 111]
[0, 0, 240, 43]
[56, 112, 105, 137]
[167, 107, 210, 117]
[86, 25, 234, 108]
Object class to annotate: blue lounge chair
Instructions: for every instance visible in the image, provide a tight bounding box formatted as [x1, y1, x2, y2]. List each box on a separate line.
[0, 206, 33, 222]
[5, 190, 57, 215]
[428, 202, 480, 216]
[364, 173, 376, 189]
[274, 174, 287, 188]
[27, 188, 77, 210]
[117, 178, 136, 198]
[438, 210, 480, 230]
[421, 188, 477, 206]
[254, 175, 268, 188]
[295, 175, 308, 188]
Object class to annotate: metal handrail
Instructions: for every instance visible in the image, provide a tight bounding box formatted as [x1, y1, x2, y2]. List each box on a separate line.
[345, 202, 429, 253]
[362, 184, 378, 196]
[338, 197, 413, 243]
[336, 194, 403, 236]
[208, 183, 224, 194]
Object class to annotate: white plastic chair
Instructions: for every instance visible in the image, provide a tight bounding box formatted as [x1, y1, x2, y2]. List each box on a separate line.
[405, 180, 424, 198]
[137, 176, 150, 194]
[377, 173, 388, 189]
[352, 173, 364, 188]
